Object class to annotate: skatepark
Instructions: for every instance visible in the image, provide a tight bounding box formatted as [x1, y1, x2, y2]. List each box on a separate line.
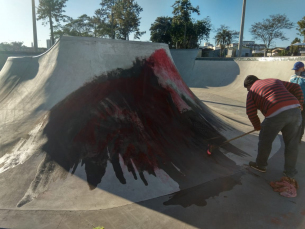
[1, 36, 305, 228]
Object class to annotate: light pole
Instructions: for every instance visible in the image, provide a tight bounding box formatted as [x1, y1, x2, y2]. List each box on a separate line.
[31, 0, 38, 52]
[238, 0, 246, 57]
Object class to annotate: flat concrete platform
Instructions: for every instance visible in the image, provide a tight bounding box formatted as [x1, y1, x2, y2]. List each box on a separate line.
[1, 38, 305, 228]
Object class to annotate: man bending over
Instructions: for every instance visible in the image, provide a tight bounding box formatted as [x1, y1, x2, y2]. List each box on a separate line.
[244, 75, 303, 177]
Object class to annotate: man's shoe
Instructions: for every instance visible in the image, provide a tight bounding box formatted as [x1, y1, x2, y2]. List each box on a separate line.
[249, 161, 266, 173]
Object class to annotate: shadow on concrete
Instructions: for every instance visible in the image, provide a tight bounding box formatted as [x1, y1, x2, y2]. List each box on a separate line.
[201, 100, 246, 109]
[0, 57, 39, 103]
[16, 50, 251, 225]
[170, 51, 241, 89]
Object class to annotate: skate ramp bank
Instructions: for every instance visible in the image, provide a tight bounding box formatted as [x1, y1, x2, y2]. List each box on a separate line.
[170, 51, 305, 103]
[0, 36, 270, 212]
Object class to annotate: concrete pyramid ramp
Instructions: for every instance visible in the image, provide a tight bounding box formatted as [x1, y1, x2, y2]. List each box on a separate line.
[0, 36, 258, 212]
[2, 37, 305, 229]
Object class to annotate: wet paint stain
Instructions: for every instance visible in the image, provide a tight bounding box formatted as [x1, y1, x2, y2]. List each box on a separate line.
[271, 217, 281, 225]
[18, 49, 247, 207]
[282, 213, 293, 219]
[163, 173, 242, 207]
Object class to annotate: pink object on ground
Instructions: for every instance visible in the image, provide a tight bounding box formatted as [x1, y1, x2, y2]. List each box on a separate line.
[270, 177, 298, 198]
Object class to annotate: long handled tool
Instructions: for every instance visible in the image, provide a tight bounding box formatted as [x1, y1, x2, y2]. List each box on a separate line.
[207, 129, 256, 154]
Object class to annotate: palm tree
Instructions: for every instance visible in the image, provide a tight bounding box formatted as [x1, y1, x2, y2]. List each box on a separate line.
[215, 28, 234, 45]
[214, 25, 238, 57]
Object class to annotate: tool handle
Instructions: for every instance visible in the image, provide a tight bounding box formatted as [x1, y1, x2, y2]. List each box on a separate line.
[222, 129, 256, 144]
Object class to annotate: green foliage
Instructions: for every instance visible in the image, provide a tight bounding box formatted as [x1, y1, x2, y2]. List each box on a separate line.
[213, 25, 238, 57]
[150, 17, 173, 44]
[278, 49, 290, 56]
[171, 0, 200, 48]
[37, 0, 69, 44]
[0, 42, 25, 51]
[172, 0, 199, 23]
[297, 16, 305, 42]
[150, 0, 211, 49]
[150, 17, 211, 49]
[214, 25, 238, 46]
[54, 14, 96, 38]
[291, 37, 301, 44]
[290, 45, 299, 56]
[95, 0, 118, 39]
[113, 0, 145, 40]
[252, 53, 264, 57]
[53, 0, 145, 40]
[289, 37, 301, 56]
[93, 227, 104, 229]
[94, 0, 145, 40]
[194, 18, 211, 44]
[249, 14, 293, 55]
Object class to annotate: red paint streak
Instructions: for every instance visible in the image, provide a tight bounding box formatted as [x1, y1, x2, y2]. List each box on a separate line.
[271, 218, 281, 225]
[45, 48, 218, 185]
[150, 49, 195, 100]
[207, 145, 212, 155]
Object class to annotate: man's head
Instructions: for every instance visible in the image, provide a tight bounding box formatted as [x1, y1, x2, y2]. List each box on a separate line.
[244, 75, 259, 91]
[292, 61, 305, 75]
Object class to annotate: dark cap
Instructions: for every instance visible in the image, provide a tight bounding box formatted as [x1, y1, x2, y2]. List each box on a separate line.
[292, 61, 304, 70]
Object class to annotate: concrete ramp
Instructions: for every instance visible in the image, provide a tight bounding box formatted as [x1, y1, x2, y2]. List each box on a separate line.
[0, 36, 254, 210]
[172, 54, 305, 102]
[0, 38, 305, 228]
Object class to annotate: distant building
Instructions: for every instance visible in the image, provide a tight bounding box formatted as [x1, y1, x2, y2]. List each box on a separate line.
[199, 42, 214, 49]
[228, 41, 265, 51]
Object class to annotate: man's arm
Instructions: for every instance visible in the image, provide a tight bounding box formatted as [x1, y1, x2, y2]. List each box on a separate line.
[246, 92, 261, 130]
[282, 81, 304, 105]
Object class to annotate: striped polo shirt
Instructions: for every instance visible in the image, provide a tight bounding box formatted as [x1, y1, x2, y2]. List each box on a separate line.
[246, 78, 304, 129]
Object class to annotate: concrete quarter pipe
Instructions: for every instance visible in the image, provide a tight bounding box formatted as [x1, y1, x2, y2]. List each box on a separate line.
[0, 36, 305, 228]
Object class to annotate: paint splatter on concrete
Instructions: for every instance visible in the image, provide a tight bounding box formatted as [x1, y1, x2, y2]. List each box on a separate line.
[18, 49, 245, 207]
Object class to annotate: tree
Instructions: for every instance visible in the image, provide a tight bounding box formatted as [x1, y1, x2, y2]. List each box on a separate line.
[37, 0, 68, 45]
[214, 25, 238, 45]
[297, 16, 305, 42]
[290, 37, 301, 56]
[172, 0, 200, 48]
[0, 42, 25, 51]
[89, 15, 103, 38]
[10, 42, 25, 51]
[194, 18, 211, 46]
[94, 0, 145, 40]
[95, 0, 117, 39]
[113, 0, 145, 40]
[214, 25, 238, 56]
[291, 37, 301, 44]
[54, 14, 95, 38]
[249, 14, 293, 57]
[149, 16, 211, 49]
[150, 17, 173, 45]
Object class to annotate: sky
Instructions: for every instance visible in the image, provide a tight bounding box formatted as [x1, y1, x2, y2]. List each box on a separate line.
[0, 0, 304, 48]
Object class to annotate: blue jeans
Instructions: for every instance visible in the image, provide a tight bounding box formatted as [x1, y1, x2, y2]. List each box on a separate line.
[256, 108, 302, 177]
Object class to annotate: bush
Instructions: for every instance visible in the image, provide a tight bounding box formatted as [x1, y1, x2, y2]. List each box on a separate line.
[278, 50, 290, 56]
[252, 53, 264, 57]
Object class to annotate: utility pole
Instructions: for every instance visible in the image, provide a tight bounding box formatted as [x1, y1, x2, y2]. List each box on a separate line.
[238, 0, 246, 57]
[31, 0, 38, 52]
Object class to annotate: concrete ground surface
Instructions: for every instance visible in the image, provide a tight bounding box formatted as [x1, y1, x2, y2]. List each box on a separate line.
[1, 37, 305, 228]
